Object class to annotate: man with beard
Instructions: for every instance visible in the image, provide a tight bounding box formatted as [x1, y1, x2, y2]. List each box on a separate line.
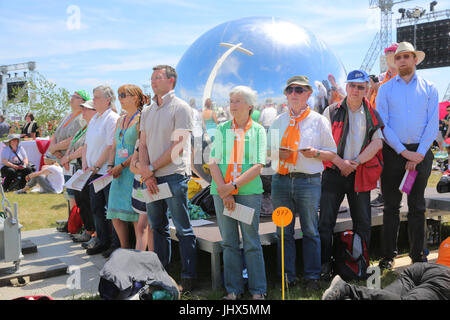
[376, 42, 439, 270]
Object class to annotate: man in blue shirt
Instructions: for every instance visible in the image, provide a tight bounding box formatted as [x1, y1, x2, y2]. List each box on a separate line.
[376, 42, 439, 270]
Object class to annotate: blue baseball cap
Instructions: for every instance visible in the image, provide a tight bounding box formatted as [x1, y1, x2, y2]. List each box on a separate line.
[345, 70, 369, 83]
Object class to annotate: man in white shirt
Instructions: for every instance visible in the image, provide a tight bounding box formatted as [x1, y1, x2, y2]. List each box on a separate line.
[259, 98, 278, 130]
[82, 85, 120, 257]
[268, 75, 336, 290]
[319, 70, 384, 280]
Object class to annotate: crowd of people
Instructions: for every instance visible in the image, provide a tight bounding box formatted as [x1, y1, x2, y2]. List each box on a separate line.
[1, 41, 448, 300]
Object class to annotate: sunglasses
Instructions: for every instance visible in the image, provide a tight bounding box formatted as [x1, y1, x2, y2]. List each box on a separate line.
[118, 93, 134, 99]
[395, 53, 413, 61]
[348, 83, 366, 91]
[286, 86, 308, 95]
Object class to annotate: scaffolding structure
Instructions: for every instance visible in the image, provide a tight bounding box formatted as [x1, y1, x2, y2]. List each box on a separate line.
[0, 62, 36, 117]
[360, 0, 412, 73]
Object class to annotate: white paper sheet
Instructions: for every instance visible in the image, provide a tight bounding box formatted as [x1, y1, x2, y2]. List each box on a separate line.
[134, 182, 173, 203]
[64, 169, 92, 191]
[91, 173, 113, 193]
[223, 203, 255, 225]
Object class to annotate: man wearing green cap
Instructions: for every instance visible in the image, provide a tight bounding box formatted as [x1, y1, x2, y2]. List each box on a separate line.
[49, 90, 90, 232]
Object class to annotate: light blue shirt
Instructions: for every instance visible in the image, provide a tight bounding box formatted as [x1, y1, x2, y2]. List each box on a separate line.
[376, 73, 439, 156]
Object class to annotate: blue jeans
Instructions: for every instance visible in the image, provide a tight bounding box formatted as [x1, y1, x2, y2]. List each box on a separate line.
[213, 194, 266, 295]
[88, 175, 120, 248]
[271, 173, 321, 281]
[146, 174, 197, 279]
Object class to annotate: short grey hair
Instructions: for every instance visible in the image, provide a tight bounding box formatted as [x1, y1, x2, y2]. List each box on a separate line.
[93, 85, 117, 112]
[229, 86, 258, 108]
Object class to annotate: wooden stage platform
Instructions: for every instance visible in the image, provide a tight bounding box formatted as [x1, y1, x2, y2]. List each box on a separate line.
[170, 187, 450, 289]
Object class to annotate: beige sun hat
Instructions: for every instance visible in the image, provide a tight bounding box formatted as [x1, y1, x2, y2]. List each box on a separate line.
[386, 41, 425, 68]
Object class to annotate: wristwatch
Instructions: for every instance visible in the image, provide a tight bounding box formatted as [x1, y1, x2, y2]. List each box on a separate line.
[231, 181, 238, 190]
[149, 164, 155, 172]
[314, 150, 321, 158]
[94, 166, 101, 172]
[354, 158, 361, 165]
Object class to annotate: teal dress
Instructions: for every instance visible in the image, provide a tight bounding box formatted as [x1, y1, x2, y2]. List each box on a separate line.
[106, 120, 139, 222]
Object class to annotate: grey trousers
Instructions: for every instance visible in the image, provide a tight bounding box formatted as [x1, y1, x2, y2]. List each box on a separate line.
[27, 175, 57, 193]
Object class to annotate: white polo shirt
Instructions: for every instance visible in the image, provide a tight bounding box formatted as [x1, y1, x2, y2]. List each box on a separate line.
[85, 108, 119, 175]
[268, 109, 337, 174]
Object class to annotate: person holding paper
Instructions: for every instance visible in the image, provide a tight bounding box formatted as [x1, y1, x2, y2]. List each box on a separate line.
[319, 70, 384, 280]
[49, 90, 90, 232]
[138, 65, 197, 292]
[106, 84, 143, 250]
[82, 85, 120, 257]
[376, 42, 439, 270]
[60, 100, 97, 244]
[129, 141, 153, 252]
[268, 76, 337, 291]
[209, 85, 267, 300]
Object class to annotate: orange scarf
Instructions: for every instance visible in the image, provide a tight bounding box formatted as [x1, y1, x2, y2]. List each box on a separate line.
[278, 106, 311, 175]
[63, 111, 81, 128]
[224, 117, 253, 194]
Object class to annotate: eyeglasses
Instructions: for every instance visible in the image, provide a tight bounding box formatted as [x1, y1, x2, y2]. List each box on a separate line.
[71, 95, 83, 100]
[151, 75, 167, 81]
[118, 93, 134, 99]
[285, 86, 308, 95]
[348, 83, 366, 91]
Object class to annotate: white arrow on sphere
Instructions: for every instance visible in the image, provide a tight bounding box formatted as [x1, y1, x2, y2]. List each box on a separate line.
[202, 42, 254, 107]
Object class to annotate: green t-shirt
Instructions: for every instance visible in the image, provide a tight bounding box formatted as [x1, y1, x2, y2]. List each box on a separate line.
[209, 120, 266, 195]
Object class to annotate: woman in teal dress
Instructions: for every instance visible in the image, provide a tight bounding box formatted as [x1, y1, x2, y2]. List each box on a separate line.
[106, 84, 145, 249]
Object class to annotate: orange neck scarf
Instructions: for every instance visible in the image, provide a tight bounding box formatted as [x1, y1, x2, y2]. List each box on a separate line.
[63, 111, 81, 128]
[224, 117, 253, 194]
[278, 106, 311, 175]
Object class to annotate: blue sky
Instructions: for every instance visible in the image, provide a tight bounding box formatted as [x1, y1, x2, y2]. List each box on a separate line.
[1, 0, 449, 104]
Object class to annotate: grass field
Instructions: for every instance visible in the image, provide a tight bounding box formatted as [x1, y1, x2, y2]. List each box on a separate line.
[2, 192, 68, 231]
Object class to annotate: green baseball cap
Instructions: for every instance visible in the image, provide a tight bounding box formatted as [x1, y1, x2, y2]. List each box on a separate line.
[284, 75, 313, 93]
[75, 90, 91, 101]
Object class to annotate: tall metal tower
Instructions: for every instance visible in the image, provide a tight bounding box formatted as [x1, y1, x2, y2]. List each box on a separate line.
[360, 0, 412, 73]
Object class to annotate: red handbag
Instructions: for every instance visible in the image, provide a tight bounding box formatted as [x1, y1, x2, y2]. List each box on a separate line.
[67, 204, 83, 234]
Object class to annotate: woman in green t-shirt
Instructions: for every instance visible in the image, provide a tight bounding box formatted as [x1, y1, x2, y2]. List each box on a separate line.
[209, 85, 267, 300]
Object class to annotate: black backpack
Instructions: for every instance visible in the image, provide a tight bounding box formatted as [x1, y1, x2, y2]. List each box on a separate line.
[332, 230, 370, 281]
[437, 175, 450, 193]
[190, 185, 215, 216]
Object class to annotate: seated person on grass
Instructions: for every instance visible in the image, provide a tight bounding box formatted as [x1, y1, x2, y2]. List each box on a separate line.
[16, 154, 64, 194]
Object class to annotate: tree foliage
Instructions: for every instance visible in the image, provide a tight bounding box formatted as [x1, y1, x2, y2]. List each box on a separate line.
[6, 72, 70, 135]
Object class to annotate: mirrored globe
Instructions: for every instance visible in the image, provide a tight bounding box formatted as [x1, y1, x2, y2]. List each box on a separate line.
[175, 16, 347, 109]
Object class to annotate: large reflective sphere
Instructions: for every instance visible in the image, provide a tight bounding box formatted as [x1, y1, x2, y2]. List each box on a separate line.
[176, 16, 347, 107]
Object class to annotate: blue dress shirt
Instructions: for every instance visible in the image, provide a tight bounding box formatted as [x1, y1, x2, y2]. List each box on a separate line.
[376, 73, 439, 156]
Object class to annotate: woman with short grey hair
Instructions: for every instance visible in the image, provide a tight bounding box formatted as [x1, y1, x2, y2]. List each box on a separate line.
[208, 85, 267, 300]
[229, 86, 258, 115]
